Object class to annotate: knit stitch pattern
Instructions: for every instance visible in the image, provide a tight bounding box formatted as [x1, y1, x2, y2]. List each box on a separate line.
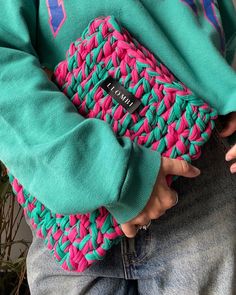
[8, 16, 217, 272]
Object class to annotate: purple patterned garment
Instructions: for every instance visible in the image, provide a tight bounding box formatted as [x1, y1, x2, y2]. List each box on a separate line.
[181, 0, 225, 52]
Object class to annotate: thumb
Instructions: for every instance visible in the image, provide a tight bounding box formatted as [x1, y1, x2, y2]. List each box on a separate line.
[120, 223, 137, 238]
[162, 157, 200, 178]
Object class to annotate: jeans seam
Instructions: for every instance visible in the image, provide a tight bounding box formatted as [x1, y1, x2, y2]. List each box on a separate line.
[121, 238, 134, 279]
[128, 231, 153, 264]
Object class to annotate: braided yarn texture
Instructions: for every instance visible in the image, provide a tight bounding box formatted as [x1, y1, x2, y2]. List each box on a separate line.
[8, 16, 217, 272]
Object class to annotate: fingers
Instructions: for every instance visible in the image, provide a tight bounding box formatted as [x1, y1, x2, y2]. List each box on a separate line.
[226, 144, 236, 162]
[157, 187, 178, 209]
[121, 187, 178, 238]
[121, 157, 196, 239]
[225, 144, 236, 173]
[220, 121, 236, 137]
[218, 112, 236, 173]
[120, 223, 137, 238]
[229, 162, 236, 174]
[127, 214, 151, 226]
[121, 212, 153, 238]
[220, 113, 236, 138]
[144, 185, 178, 218]
[161, 157, 200, 178]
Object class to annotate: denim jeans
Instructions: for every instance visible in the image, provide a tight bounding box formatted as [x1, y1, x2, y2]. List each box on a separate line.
[26, 129, 236, 295]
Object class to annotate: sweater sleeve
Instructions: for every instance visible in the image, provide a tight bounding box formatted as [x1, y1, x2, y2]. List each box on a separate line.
[218, 0, 236, 64]
[0, 1, 161, 224]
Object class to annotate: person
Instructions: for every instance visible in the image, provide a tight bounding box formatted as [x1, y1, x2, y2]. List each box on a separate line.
[0, 1, 235, 294]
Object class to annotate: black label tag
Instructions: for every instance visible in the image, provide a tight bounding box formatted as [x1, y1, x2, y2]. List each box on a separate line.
[100, 77, 141, 114]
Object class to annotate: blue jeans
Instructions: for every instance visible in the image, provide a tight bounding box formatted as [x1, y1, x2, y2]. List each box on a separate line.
[26, 129, 236, 295]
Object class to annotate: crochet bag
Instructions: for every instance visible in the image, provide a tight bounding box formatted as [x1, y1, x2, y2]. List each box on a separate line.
[8, 16, 217, 272]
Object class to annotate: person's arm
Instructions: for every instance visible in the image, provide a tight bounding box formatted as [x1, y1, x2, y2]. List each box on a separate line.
[0, 1, 161, 224]
[218, 0, 236, 64]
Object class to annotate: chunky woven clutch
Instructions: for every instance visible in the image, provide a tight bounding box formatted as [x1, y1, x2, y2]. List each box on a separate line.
[8, 16, 217, 272]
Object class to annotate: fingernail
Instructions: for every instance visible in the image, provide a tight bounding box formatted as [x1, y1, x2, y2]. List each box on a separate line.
[226, 154, 233, 161]
[193, 167, 201, 175]
[230, 166, 236, 173]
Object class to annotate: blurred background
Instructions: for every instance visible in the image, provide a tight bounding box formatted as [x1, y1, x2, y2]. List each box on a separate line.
[0, 162, 31, 295]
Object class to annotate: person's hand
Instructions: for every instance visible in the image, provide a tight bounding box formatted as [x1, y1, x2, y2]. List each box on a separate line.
[219, 112, 236, 173]
[220, 112, 236, 138]
[225, 144, 236, 173]
[120, 157, 200, 238]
